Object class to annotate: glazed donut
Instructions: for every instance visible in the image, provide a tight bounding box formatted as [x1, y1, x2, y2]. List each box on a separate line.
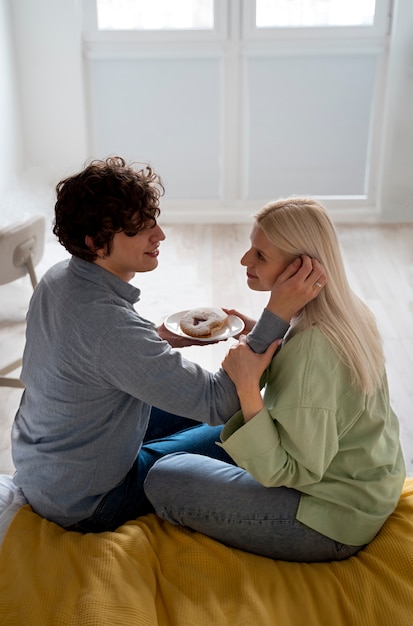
[180, 307, 228, 338]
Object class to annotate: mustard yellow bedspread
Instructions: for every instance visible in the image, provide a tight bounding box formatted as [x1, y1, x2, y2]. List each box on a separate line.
[1, 478, 412, 626]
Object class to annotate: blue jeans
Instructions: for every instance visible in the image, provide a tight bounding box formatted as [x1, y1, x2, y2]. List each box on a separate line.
[67, 408, 233, 533]
[144, 452, 364, 562]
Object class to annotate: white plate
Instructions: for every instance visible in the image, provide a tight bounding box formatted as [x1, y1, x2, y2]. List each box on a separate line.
[164, 310, 245, 342]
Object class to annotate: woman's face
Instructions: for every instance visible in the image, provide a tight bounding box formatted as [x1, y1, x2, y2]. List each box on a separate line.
[241, 223, 291, 292]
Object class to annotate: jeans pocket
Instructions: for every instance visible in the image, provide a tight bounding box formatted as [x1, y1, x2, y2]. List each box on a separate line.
[66, 493, 114, 533]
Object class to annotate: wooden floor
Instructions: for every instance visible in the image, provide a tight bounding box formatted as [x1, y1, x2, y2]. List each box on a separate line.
[0, 222, 412, 476]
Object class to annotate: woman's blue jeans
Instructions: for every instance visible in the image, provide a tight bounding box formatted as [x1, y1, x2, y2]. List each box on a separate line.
[144, 451, 364, 562]
[66, 407, 233, 533]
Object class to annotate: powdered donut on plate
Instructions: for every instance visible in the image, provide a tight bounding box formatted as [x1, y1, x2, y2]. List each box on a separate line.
[180, 307, 228, 338]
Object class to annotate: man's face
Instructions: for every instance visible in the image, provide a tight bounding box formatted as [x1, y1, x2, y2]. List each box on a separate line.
[100, 219, 166, 282]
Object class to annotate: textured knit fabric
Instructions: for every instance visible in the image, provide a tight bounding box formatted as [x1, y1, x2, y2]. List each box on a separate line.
[0, 478, 412, 626]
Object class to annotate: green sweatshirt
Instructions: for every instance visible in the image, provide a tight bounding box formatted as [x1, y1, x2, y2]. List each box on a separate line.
[220, 327, 406, 546]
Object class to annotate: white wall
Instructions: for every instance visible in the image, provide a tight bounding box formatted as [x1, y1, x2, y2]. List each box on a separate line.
[9, 0, 88, 185]
[0, 0, 23, 190]
[1, 0, 412, 224]
[379, 0, 413, 221]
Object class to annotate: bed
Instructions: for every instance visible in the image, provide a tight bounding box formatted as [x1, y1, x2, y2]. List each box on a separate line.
[0, 475, 412, 626]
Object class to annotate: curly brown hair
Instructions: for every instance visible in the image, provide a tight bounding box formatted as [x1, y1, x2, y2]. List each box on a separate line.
[53, 156, 164, 261]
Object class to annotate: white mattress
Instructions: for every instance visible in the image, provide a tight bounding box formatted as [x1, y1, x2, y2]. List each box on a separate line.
[0, 474, 27, 545]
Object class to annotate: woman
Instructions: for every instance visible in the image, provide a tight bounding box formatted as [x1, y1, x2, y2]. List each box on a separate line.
[11, 159, 323, 533]
[145, 197, 406, 562]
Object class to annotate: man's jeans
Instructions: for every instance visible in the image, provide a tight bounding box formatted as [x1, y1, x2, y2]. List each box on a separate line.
[67, 407, 232, 533]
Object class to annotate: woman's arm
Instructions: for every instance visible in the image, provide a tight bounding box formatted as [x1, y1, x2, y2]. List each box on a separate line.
[222, 335, 280, 421]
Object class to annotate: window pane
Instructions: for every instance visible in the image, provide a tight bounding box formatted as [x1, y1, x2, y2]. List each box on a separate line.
[96, 0, 214, 31]
[256, 0, 377, 28]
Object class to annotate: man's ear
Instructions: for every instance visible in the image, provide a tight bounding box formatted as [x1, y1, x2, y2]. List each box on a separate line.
[85, 235, 94, 250]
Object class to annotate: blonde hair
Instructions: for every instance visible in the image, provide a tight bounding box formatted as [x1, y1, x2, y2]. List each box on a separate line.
[255, 197, 385, 395]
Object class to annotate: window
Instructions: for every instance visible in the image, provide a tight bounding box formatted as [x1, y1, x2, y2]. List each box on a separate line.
[86, 1, 388, 43]
[95, 1, 380, 33]
[255, 0, 377, 28]
[83, 0, 392, 213]
[243, 0, 388, 39]
[96, 0, 214, 31]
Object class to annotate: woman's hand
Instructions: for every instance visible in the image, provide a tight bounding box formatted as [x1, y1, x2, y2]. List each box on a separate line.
[222, 335, 281, 421]
[266, 255, 327, 322]
[222, 309, 257, 336]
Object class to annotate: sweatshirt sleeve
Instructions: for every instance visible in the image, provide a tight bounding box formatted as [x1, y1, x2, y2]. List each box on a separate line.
[219, 406, 339, 488]
[246, 309, 289, 354]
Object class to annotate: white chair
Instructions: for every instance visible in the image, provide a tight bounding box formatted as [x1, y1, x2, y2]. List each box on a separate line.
[0, 215, 46, 388]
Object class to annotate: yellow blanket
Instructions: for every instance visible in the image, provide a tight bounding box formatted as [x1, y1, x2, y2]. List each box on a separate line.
[1, 478, 412, 626]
